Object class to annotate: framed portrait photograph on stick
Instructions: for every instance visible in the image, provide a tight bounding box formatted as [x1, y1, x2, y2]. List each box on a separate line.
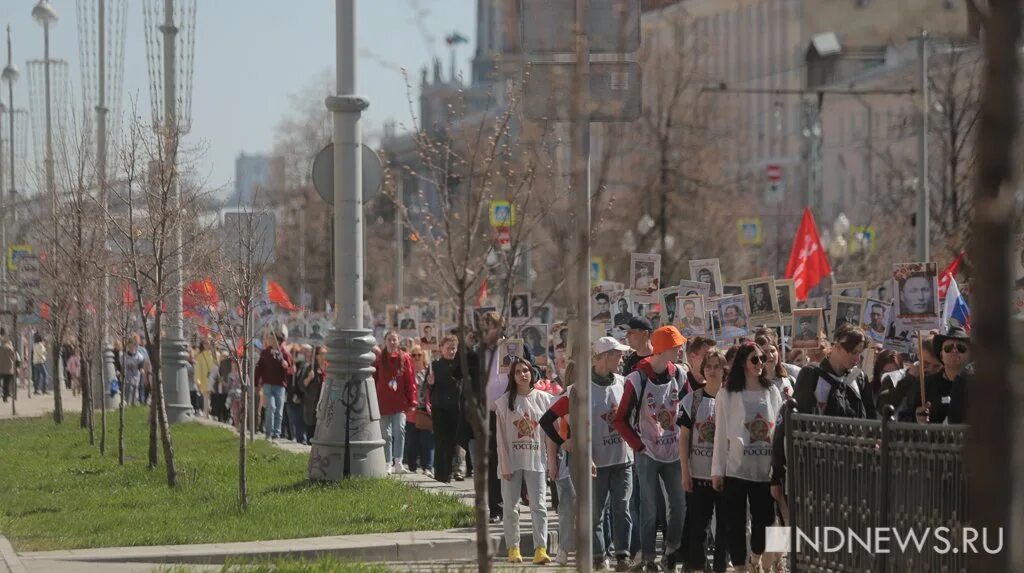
[775, 278, 796, 325]
[630, 253, 662, 303]
[792, 308, 825, 349]
[678, 295, 707, 337]
[741, 277, 779, 326]
[689, 258, 723, 297]
[830, 296, 865, 334]
[893, 262, 941, 333]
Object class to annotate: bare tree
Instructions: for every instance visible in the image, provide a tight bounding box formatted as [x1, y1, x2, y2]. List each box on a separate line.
[208, 199, 275, 510]
[873, 40, 983, 262]
[383, 69, 578, 570]
[104, 106, 214, 487]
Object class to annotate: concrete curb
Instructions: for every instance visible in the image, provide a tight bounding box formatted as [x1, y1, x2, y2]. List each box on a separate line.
[17, 530, 497, 566]
[0, 536, 28, 573]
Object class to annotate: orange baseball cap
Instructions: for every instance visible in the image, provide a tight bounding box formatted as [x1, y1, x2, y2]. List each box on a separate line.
[651, 325, 687, 355]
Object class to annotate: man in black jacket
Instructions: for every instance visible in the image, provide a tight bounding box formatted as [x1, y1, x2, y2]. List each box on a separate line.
[898, 326, 972, 424]
[772, 326, 875, 500]
[429, 334, 464, 483]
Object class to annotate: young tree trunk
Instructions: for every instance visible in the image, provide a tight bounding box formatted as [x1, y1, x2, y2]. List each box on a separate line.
[148, 378, 159, 469]
[239, 374, 249, 509]
[118, 375, 125, 465]
[83, 356, 95, 444]
[52, 339, 63, 424]
[967, 1, 1019, 571]
[148, 340, 159, 469]
[456, 300, 492, 573]
[100, 355, 107, 455]
[150, 325, 177, 485]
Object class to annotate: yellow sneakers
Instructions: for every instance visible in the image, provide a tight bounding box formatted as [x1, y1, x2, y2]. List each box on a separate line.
[533, 547, 552, 565]
[508, 547, 524, 563]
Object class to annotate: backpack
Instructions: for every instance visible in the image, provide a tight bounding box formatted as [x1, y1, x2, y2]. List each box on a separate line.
[628, 362, 688, 434]
[816, 367, 867, 418]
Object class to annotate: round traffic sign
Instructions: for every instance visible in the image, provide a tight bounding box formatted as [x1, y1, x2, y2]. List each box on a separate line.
[311, 143, 384, 205]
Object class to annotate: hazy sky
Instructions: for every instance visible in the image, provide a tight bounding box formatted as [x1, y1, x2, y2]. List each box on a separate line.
[3, 0, 477, 195]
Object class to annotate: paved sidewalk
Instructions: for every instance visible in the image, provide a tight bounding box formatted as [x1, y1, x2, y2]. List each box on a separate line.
[0, 388, 82, 420]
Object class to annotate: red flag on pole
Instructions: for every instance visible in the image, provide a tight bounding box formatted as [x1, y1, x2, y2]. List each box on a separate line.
[937, 251, 964, 302]
[265, 279, 298, 311]
[785, 208, 832, 301]
[475, 279, 488, 307]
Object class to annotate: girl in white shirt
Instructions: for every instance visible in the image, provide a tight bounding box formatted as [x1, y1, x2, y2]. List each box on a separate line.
[711, 342, 784, 572]
[756, 336, 795, 400]
[495, 357, 555, 565]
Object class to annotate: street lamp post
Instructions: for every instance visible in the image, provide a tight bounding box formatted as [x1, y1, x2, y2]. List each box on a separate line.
[308, 0, 386, 480]
[144, 0, 197, 423]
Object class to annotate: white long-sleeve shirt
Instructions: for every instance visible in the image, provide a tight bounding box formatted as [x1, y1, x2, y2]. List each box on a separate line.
[711, 385, 783, 482]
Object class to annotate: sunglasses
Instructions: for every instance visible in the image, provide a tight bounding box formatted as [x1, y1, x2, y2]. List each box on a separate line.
[411, 353, 423, 357]
[942, 343, 967, 354]
[749, 355, 767, 365]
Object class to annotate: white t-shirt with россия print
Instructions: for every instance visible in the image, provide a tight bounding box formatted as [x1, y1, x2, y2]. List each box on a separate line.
[494, 389, 556, 475]
[711, 385, 783, 483]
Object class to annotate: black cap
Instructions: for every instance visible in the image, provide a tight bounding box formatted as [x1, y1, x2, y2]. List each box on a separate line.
[627, 317, 653, 332]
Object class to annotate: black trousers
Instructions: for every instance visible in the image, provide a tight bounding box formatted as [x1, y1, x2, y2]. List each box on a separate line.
[488, 411, 502, 516]
[432, 407, 460, 483]
[723, 477, 774, 565]
[0, 374, 14, 401]
[686, 478, 729, 570]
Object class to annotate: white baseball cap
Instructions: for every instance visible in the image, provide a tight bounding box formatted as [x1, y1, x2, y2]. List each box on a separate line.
[593, 336, 631, 355]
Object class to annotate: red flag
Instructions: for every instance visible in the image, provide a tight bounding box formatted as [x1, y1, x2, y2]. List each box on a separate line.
[785, 208, 832, 301]
[121, 282, 137, 306]
[475, 279, 488, 307]
[937, 251, 964, 302]
[184, 279, 219, 314]
[265, 279, 298, 311]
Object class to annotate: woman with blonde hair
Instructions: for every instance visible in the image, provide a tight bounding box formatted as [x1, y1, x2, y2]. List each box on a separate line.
[405, 345, 435, 476]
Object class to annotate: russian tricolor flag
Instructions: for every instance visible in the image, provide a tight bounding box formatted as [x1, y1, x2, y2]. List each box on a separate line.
[942, 278, 971, 333]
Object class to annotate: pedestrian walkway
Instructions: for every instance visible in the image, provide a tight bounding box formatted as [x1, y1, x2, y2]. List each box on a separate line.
[0, 388, 82, 420]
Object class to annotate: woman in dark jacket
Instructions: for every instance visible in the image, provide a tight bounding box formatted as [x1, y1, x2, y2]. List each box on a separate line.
[302, 346, 327, 439]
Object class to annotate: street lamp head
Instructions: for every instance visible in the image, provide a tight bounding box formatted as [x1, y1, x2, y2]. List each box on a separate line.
[32, 1, 59, 27]
[1, 63, 18, 83]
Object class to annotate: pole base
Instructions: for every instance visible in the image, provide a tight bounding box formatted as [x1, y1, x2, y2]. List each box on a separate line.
[308, 327, 387, 480]
[159, 333, 194, 424]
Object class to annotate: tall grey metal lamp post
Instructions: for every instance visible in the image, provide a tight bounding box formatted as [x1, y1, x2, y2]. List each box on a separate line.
[32, 0, 57, 306]
[78, 0, 128, 412]
[308, 0, 387, 480]
[143, 0, 197, 423]
[2, 28, 17, 241]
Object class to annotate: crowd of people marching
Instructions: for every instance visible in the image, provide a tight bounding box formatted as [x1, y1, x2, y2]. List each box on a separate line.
[362, 308, 972, 572]
[0, 299, 973, 572]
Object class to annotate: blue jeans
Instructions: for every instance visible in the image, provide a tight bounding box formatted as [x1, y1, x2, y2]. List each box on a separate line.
[285, 403, 307, 443]
[32, 363, 48, 393]
[262, 385, 286, 438]
[557, 475, 576, 554]
[636, 454, 685, 562]
[379, 413, 406, 464]
[594, 463, 633, 559]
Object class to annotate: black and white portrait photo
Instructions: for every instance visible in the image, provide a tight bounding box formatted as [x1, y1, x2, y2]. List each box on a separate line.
[792, 308, 823, 349]
[510, 293, 531, 321]
[518, 324, 548, 358]
[831, 296, 865, 333]
[689, 258, 723, 297]
[630, 253, 662, 303]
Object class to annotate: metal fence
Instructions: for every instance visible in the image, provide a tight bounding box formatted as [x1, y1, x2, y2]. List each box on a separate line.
[784, 405, 969, 573]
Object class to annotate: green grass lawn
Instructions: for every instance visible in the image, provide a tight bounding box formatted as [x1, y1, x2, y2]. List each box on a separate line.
[0, 407, 473, 551]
